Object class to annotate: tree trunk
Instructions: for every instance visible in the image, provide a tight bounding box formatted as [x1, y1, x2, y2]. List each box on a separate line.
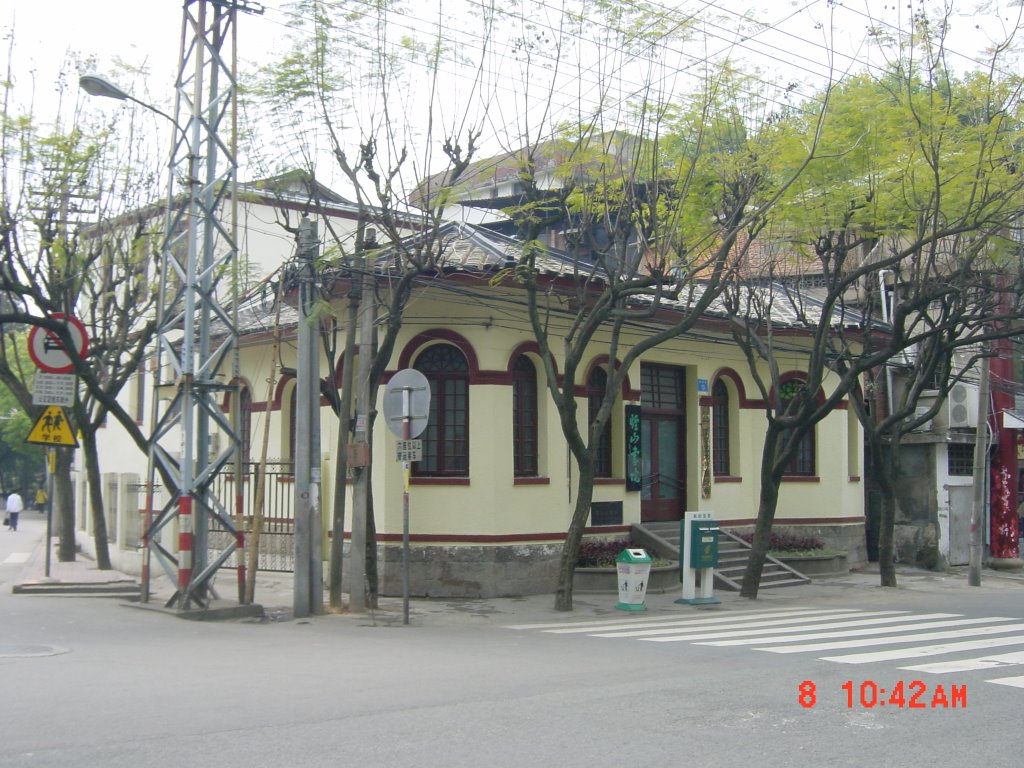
[875, 440, 900, 588]
[54, 448, 76, 562]
[740, 473, 782, 599]
[81, 429, 112, 569]
[554, 458, 595, 612]
[365, 456, 378, 608]
[329, 292, 358, 609]
[740, 425, 784, 599]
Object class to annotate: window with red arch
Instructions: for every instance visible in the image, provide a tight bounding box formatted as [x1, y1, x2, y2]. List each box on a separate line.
[238, 386, 252, 467]
[587, 366, 613, 478]
[512, 355, 539, 477]
[711, 378, 731, 476]
[779, 378, 815, 476]
[414, 344, 470, 477]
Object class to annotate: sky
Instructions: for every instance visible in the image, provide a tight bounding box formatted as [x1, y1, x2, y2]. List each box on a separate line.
[5, 0, 1022, 193]
[5, 1, 276, 114]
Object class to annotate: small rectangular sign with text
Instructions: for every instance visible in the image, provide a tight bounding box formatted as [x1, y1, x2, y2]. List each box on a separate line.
[396, 439, 422, 462]
[32, 373, 76, 406]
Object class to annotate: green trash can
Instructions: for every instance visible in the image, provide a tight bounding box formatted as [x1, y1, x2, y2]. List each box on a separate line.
[615, 548, 652, 611]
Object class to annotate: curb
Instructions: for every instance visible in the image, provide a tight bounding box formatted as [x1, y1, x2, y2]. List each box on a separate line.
[13, 581, 141, 597]
[126, 601, 266, 621]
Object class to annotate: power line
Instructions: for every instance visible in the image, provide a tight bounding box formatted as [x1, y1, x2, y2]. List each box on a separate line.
[241, 0, 1022, 194]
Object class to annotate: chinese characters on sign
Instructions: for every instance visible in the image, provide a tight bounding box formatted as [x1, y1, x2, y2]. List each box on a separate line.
[26, 406, 78, 447]
[396, 439, 422, 463]
[625, 404, 642, 491]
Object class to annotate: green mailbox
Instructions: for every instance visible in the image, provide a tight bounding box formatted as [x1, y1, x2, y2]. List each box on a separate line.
[690, 519, 720, 568]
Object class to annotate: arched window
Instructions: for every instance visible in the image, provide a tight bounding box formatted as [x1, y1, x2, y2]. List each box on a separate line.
[587, 366, 613, 478]
[711, 379, 730, 476]
[238, 386, 253, 467]
[779, 379, 815, 476]
[415, 344, 470, 476]
[287, 383, 297, 464]
[512, 356, 539, 477]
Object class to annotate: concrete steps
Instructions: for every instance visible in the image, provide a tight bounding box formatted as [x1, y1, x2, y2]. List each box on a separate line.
[631, 521, 811, 591]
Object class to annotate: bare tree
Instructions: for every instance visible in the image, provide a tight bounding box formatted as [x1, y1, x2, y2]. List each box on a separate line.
[247, 0, 495, 607]
[0, 50, 163, 564]
[493, 2, 831, 610]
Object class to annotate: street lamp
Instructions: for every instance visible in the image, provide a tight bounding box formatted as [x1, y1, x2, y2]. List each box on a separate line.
[78, 75, 183, 141]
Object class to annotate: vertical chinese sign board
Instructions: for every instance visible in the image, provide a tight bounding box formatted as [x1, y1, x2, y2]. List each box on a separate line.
[625, 404, 642, 492]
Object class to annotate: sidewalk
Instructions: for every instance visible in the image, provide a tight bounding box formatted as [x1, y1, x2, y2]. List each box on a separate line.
[12, 519, 1024, 626]
[12, 534, 140, 598]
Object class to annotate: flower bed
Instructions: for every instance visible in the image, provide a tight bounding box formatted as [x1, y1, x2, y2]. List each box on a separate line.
[572, 563, 681, 594]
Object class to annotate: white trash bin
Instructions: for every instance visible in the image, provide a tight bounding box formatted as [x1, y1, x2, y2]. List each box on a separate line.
[615, 548, 652, 611]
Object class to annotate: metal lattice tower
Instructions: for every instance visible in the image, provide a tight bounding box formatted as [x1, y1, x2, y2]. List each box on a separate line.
[143, 0, 263, 609]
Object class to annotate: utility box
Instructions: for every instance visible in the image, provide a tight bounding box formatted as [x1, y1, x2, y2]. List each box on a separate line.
[677, 511, 721, 605]
[615, 548, 652, 611]
[690, 520, 720, 568]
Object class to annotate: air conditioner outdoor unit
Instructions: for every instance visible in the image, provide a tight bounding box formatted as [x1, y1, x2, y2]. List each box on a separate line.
[948, 383, 979, 428]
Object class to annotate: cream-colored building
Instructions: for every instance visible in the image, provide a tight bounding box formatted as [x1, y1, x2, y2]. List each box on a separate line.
[81, 220, 868, 598]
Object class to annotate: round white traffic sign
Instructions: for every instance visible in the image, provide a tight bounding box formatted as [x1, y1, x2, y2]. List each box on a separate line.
[28, 314, 89, 374]
[382, 369, 431, 438]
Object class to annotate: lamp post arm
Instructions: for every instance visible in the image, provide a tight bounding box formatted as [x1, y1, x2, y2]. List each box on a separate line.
[78, 74, 186, 143]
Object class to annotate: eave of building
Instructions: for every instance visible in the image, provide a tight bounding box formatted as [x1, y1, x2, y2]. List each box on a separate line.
[261, 222, 886, 344]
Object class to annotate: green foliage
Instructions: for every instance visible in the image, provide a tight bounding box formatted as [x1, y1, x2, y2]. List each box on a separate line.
[770, 58, 1024, 248]
[0, 338, 44, 493]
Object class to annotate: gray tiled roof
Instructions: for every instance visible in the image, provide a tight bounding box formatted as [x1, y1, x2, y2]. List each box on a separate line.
[372, 221, 576, 275]
[231, 222, 876, 336]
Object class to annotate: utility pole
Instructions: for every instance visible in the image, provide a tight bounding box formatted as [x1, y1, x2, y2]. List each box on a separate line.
[969, 351, 991, 586]
[142, 0, 263, 609]
[294, 217, 323, 617]
[349, 228, 377, 612]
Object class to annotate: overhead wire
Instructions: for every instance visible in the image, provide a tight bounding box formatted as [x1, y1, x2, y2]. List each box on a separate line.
[243, 0, 821, 194]
[242, 0, 1022, 196]
[252, 0, 1019, 120]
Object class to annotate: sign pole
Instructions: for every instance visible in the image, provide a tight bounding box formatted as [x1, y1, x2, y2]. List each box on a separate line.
[382, 368, 429, 625]
[45, 449, 55, 578]
[402, 387, 411, 626]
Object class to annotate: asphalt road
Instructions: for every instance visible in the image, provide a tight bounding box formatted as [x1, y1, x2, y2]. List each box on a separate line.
[2, 515, 1022, 767]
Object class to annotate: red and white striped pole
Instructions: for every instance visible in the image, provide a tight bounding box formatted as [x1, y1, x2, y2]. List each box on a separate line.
[141, 492, 152, 602]
[178, 495, 194, 601]
[236, 490, 246, 603]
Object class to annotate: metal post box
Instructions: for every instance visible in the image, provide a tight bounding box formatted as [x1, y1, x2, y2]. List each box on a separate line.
[690, 520, 720, 568]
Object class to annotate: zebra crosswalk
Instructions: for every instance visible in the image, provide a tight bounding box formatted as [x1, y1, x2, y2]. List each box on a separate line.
[504, 607, 1024, 690]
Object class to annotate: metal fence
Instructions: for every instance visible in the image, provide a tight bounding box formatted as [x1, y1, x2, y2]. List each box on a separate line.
[210, 460, 296, 572]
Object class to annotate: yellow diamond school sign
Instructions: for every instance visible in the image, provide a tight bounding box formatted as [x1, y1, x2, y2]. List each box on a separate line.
[26, 406, 78, 447]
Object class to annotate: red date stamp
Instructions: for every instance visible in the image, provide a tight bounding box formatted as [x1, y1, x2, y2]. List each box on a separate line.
[799, 680, 967, 709]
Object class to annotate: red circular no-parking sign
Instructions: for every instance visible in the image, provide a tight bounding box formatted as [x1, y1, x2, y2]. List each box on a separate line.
[27, 314, 89, 374]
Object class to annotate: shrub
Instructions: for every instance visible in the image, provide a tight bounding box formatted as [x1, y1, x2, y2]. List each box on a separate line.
[739, 530, 826, 553]
[575, 539, 631, 568]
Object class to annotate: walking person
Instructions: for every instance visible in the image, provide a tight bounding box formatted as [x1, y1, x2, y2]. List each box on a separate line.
[5, 489, 23, 532]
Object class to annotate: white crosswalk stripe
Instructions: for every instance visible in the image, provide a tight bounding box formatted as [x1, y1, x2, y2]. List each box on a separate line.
[988, 675, 1024, 689]
[503, 607, 1024, 690]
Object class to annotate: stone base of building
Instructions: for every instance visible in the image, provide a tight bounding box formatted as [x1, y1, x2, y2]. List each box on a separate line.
[989, 557, 1024, 571]
[375, 541, 564, 598]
